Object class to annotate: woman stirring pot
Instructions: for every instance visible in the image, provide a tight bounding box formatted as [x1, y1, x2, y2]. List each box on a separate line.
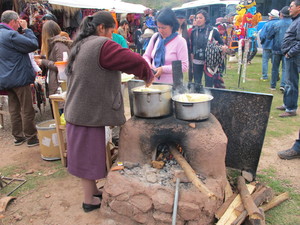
[143, 8, 189, 84]
[64, 11, 154, 213]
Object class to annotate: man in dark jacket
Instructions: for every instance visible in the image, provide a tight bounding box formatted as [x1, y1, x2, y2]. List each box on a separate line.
[267, 6, 292, 91]
[276, 0, 300, 118]
[0, 10, 39, 146]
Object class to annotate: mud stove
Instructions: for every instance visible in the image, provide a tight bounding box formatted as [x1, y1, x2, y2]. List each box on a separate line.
[100, 114, 228, 225]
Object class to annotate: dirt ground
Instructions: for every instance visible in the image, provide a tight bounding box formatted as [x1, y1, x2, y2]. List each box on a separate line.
[0, 94, 299, 225]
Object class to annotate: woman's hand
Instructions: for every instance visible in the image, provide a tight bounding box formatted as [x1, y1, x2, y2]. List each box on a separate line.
[145, 76, 154, 87]
[153, 67, 163, 79]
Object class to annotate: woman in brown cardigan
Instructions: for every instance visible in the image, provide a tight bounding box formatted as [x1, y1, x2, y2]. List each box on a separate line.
[64, 11, 154, 213]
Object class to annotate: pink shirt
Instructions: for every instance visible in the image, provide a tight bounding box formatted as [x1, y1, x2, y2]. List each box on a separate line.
[143, 33, 189, 84]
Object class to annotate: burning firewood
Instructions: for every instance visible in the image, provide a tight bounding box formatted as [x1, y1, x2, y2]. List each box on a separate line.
[151, 160, 165, 169]
[169, 145, 216, 199]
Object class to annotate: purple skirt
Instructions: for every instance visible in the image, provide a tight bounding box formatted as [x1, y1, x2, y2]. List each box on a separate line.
[66, 123, 106, 180]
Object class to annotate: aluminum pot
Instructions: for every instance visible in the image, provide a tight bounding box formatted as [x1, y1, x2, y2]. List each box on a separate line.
[132, 85, 172, 118]
[172, 93, 213, 121]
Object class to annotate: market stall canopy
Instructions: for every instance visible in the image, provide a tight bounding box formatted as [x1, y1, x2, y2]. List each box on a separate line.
[49, 0, 147, 13]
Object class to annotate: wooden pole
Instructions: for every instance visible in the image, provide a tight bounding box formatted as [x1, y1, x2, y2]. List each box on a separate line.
[169, 146, 216, 199]
[261, 192, 289, 212]
[237, 176, 265, 221]
[231, 185, 273, 225]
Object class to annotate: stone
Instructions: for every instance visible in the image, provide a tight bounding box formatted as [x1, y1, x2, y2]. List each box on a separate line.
[129, 194, 152, 213]
[152, 189, 174, 213]
[109, 199, 134, 218]
[178, 202, 199, 220]
[146, 173, 157, 183]
[153, 211, 172, 223]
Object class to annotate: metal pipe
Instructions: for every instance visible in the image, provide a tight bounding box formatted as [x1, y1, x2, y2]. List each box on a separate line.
[172, 178, 180, 225]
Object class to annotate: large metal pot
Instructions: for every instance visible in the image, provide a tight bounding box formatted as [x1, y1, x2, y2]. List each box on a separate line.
[172, 93, 213, 121]
[132, 85, 172, 118]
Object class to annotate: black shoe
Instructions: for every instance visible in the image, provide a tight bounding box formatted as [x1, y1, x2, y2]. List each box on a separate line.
[14, 137, 26, 146]
[278, 148, 300, 160]
[27, 137, 39, 147]
[82, 202, 101, 212]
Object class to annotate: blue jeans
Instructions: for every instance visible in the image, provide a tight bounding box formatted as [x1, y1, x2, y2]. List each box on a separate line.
[283, 55, 300, 112]
[262, 49, 272, 79]
[271, 53, 286, 88]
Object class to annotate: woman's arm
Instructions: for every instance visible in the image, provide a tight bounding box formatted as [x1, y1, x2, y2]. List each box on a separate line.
[142, 33, 159, 67]
[100, 40, 154, 85]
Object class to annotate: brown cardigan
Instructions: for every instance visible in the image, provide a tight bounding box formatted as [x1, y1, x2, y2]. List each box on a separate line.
[64, 36, 126, 127]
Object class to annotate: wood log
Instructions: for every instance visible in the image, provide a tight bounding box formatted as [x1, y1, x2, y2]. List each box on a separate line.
[225, 180, 234, 200]
[231, 185, 273, 225]
[261, 192, 289, 212]
[215, 193, 238, 219]
[216, 184, 256, 225]
[237, 176, 264, 221]
[169, 146, 216, 199]
[244, 208, 265, 225]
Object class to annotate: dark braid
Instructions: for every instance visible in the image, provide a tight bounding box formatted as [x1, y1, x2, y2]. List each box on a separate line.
[66, 11, 115, 75]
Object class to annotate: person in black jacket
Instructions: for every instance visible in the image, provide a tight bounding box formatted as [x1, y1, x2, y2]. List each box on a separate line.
[190, 9, 227, 89]
[0, 10, 39, 147]
[276, 0, 300, 118]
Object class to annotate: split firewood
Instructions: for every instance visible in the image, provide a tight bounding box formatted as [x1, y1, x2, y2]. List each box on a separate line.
[237, 176, 265, 222]
[231, 185, 273, 225]
[216, 184, 256, 225]
[156, 153, 164, 161]
[169, 146, 216, 199]
[0, 196, 16, 213]
[261, 192, 289, 212]
[215, 193, 238, 219]
[151, 160, 165, 169]
[224, 180, 234, 200]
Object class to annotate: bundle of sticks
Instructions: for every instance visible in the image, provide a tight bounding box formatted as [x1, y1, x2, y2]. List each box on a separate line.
[215, 176, 289, 225]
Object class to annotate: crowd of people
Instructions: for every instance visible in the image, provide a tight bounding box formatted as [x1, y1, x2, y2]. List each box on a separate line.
[0, 1, 300, 214]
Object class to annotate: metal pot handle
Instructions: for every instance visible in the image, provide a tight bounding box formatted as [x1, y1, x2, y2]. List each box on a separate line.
[147, 94, 151, 103]
[182, 103, 194, 107]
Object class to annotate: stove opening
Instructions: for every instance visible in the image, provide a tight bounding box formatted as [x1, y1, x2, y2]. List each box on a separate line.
[151, 143, 186, 169]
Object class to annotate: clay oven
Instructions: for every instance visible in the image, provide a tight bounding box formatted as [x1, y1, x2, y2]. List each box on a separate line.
[100, 114, 228, 225]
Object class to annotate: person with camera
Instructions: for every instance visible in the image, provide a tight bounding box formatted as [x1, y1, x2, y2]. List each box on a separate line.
[190, 9, 226, 89]
[0, 10, 40, 147]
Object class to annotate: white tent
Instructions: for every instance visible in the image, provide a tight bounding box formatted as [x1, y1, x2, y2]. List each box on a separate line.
[49, 0, 148, 13]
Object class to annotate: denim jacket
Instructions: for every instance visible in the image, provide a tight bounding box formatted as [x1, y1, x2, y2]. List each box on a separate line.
[0, 24, 38, 90]
[281, 14, 300, 57]
[259, 18, 279, 50]
[267, 18, 292, 54]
